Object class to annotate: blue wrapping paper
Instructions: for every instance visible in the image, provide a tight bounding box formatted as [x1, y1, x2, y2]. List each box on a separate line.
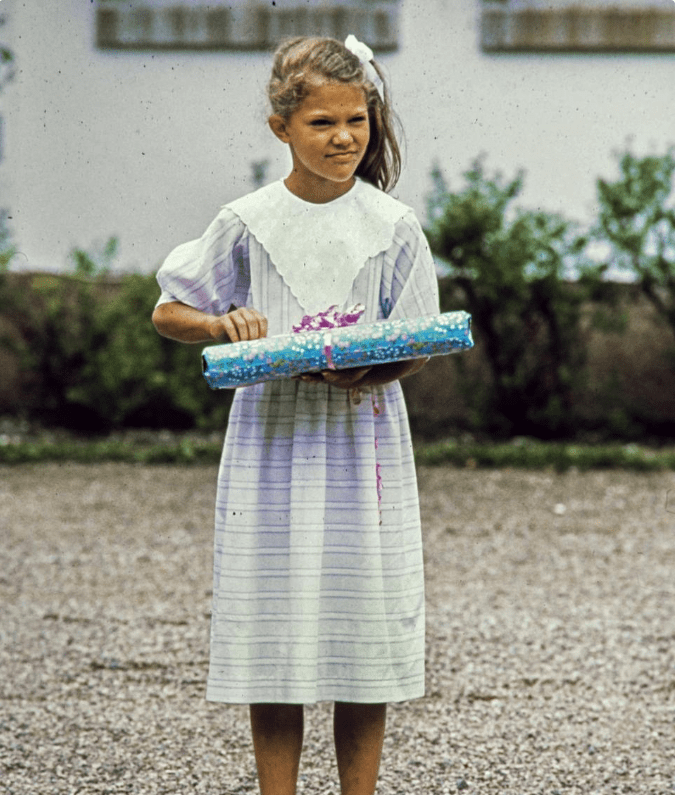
[202, 310, 473, 390]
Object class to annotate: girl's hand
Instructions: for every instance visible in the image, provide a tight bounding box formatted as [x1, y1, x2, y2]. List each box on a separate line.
[152, 302, 268, 344]
[295, 367, 372, 389]
[209, 308, 268, 343]
[295, 359, 429, 389]
[359, 358, 429, 385]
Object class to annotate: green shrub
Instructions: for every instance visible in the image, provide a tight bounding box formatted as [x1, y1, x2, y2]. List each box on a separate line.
[71, 272, 233, 429]
[3, 272, 106, 428]
[1, 243, 232, 431]
[595, 147, 675, 346]
[426, 159, 599, 439]
[415, 438, 675, 472]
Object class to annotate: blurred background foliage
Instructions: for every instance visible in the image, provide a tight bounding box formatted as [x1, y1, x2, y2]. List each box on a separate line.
[595, 147, 675, 349]
[0, 147, 674, 440]
[426, 157, 594, 438]
[0, 247, 233, 433]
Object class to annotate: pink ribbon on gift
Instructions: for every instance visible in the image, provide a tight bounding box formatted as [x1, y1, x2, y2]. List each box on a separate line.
[292, 304, 365, 333]
[294, 304, 365, 372]
[323, 334, 336, 370]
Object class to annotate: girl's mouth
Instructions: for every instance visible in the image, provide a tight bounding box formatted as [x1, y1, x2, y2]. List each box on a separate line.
[328, 152, 358, 161]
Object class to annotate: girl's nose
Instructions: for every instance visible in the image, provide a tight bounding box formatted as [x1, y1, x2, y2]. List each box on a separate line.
[332, 127, 353, 145]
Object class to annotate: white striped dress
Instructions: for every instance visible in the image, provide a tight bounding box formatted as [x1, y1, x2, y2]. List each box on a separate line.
[156, 179, 440, 704]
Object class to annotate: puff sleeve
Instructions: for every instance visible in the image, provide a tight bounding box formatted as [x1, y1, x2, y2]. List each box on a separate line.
[155, 209, 251, 314]
[380, 210, 440, 322]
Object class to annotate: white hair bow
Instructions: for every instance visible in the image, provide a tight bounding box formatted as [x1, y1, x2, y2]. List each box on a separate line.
[345, 34, 384, 100]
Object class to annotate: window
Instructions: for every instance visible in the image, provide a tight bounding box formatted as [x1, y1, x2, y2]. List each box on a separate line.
[481, 0, 675, 52]
[96, 0, 400, 52]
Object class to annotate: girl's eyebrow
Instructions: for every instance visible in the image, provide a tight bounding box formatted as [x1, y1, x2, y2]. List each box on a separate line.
[305, 106, 368, 118]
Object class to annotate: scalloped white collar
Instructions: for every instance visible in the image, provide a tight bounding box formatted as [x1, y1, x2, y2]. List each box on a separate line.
[226, 179, 410, 312]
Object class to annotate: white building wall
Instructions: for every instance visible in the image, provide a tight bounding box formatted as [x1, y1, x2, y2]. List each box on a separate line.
[3, 0, 674, 273]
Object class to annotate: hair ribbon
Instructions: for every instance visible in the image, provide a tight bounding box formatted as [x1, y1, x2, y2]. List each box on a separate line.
[344, 34, 384, 101]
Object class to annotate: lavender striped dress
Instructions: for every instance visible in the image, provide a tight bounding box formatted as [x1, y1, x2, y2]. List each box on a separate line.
[156, 180, 440, 704]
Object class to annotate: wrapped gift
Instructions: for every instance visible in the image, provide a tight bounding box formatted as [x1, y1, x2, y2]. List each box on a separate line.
[202, 310, 473, 390]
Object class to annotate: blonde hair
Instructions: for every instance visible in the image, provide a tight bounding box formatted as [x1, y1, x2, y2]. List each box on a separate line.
[267, 36, 402, 193]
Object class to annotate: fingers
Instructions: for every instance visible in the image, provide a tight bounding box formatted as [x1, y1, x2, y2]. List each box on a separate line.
[229, 308, 267, 341]
[294, 366, 372, 389]
[320, 367, 371, 389]
[213, 308, 268, 342]
[294, 372, 324, 384]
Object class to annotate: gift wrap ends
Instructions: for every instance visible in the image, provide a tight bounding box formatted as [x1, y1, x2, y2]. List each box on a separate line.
[202, 311, 473, 390]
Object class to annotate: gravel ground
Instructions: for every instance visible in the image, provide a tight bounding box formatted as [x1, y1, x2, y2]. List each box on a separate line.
[1, 463, 674, 795]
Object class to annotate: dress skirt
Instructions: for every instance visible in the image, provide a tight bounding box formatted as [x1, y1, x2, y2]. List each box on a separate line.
[205, 377, 425, 704]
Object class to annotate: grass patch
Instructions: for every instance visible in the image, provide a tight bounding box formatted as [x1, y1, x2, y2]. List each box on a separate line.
[415, 439, 675, 472]
[0, 437, 223, 466]
[2, 433, 675, 471]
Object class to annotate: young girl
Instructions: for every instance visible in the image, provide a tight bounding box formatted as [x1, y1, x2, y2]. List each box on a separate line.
[152, 35, 439, 795]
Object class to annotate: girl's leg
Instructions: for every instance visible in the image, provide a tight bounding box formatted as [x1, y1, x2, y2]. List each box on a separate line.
[250, 704, 304, 795]
[333, 702, 387, 795]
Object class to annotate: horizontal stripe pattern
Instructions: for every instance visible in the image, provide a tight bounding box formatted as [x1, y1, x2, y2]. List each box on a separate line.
[155, 191, 440, 704]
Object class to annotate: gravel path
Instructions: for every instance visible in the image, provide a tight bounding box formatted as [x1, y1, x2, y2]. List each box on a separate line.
[1, 463, 674, 795]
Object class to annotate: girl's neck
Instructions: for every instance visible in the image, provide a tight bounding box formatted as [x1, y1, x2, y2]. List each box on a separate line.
[283, 173, 356, 204]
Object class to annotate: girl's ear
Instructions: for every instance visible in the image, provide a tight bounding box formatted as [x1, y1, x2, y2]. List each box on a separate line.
[268, 115, 291, 144]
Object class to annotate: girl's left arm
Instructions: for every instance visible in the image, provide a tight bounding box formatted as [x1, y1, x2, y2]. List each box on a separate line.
[312, 357, 428, 389]
[356, 358, 428, 386]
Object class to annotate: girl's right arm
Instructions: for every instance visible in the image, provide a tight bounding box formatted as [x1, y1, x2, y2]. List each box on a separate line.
[152, 301, 268, 344]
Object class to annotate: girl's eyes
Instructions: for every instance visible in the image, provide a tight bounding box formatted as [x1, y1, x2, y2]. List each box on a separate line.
[310, 116, 367, 126]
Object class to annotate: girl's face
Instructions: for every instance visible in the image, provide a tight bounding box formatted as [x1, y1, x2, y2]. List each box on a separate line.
[269, 81, 370, 203]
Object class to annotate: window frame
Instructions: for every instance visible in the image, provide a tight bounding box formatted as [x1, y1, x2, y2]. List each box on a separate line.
[480, 0, 675, 53]
[95, 0, 400, 53]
